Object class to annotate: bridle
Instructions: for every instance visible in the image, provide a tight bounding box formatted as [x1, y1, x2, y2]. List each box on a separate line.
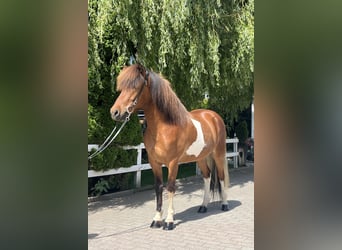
[125, 70, 149, 121]
[88, 69, 150, 160]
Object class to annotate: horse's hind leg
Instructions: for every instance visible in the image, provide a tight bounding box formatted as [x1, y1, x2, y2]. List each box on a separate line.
[197, 159, 211, 213]
[213, 153, 230, 211]
[163, 160, 179, 230]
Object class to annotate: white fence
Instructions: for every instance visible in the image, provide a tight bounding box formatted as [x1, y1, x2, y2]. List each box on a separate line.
[88, 138, 239, 188]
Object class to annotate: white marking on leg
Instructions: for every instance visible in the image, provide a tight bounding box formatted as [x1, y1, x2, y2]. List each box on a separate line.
[220, 180, 228, 205]
[186, 119, 206, 157]
[153, 210, 163, 221]
[202, 177, 211, 207]
[165, 192, 175, 223]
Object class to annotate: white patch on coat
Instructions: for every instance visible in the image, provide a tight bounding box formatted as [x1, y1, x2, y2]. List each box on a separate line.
[220, 180, 228, 205]
[186, 118, 206, 157]
[153, 210, 163, 221]
[202, 177, 211, 207]
[165, 192, 175, 223]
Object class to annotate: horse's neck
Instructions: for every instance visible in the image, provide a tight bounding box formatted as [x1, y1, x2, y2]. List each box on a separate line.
[143, 104, 188, 132]
[143, 105, 165, 131]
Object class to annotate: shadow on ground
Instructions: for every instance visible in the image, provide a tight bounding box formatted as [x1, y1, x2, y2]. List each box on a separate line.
[88, 200, 242, 238]
[88, 190, 155, 213]
[88, 233, 99, 239]
[174, 199, 242, 228]
[88, 224, 150, 239]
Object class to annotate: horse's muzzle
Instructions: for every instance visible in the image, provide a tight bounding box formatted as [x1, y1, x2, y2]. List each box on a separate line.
[111, 109, 128, 122]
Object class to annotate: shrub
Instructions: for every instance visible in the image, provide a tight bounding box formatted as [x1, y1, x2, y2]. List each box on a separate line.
[91, 178, 110, 196]
[236, 120, 248, 145]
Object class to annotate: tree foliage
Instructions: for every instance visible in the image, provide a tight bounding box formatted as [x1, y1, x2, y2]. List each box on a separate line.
[88, 0, 254, 169]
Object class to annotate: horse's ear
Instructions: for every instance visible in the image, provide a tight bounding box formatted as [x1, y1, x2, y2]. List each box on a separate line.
[136, 63, 145, 74]
[145, 70, 150, 86]
[136, 63, 150, 85]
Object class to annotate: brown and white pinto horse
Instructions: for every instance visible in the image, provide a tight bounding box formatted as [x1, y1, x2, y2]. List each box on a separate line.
[110, 64, 230, 230]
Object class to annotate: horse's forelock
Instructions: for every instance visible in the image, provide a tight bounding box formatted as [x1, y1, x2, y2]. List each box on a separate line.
[116, 64, 144, 91]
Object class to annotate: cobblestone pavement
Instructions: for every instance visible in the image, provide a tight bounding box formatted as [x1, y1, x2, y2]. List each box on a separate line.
[88, 165, 254, 250]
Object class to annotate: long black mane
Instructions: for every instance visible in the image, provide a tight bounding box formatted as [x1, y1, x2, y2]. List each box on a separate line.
[149, 71, 189, 126]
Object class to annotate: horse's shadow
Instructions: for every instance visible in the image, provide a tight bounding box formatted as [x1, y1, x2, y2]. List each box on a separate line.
[88, 233, 99, 239]
[173, 199, 241, 227]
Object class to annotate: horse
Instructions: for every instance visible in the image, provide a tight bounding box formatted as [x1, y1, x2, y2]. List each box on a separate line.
[110, 64, 230, 230]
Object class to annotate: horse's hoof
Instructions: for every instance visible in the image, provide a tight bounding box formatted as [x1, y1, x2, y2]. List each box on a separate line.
[221, 204, 229, 211]
[150, 220, 163, 228]
[163, 222, 174, 230]
[198, 206, 207, 213]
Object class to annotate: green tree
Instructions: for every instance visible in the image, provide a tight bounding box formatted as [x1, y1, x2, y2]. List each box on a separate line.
[88, 0, 254, 170]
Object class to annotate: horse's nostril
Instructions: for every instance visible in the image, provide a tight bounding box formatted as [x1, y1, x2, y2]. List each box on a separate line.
[111, 109, 120, 120]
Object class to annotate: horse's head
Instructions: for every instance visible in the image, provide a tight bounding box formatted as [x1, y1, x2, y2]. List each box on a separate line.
[110, 64, 149, 122]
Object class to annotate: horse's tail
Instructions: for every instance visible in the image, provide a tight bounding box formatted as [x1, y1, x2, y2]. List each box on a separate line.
[207, 156, 230, 194]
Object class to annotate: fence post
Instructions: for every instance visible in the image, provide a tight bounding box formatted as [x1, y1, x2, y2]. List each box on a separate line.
[135, 144, 142, 188]
[233, 134, 238, 168]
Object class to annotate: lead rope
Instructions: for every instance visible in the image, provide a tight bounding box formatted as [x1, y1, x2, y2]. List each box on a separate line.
[88, 101, 135, 160]
[88, 119, 129, 160]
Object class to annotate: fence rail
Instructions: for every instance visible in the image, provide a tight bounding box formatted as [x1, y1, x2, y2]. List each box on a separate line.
[88, 138, 239, 188]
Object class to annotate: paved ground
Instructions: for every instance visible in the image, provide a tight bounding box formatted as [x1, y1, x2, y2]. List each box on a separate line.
[88, 165, 254, 250]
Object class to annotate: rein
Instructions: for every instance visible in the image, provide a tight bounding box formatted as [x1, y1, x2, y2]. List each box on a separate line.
[88, 120, 128, 160]
[88, 70, 149, 160]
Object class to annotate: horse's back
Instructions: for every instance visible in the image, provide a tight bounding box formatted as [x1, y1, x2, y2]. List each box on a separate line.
[190, 109, 226, 133]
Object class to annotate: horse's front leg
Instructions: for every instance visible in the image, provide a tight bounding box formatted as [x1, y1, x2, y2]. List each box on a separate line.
[163, 161, 179, 230]
[150, 162, 164, 228]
